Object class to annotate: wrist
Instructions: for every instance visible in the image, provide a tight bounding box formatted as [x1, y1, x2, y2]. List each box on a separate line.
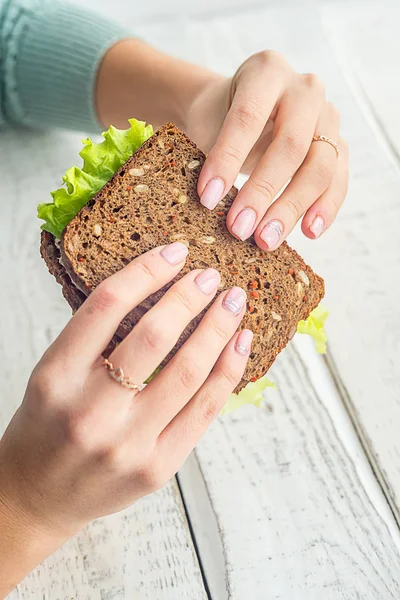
[96, 38, 221, 131]
[0, 489, 68, 597]
[0, 438, 71, 597]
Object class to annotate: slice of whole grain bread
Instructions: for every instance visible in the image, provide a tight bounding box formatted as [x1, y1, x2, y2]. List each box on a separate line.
[41, 123, 324, 391]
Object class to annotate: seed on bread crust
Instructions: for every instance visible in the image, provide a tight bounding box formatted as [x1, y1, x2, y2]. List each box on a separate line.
[134, 184, 149, 193]
[93, 224, 102, 237]
[176, 194, 188, 204]
[296, 270, 310, 286]
[188, 160, 200, 170]
[129, 168, 145, 177]
[296, 281, 305, 299]
[198, 235, 216, 244]
[271, 311, 282, 321]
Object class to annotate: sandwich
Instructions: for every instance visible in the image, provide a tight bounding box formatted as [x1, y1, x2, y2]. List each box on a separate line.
[39, 120, 327, 411]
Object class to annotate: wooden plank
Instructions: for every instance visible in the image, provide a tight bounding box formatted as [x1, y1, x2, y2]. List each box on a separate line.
[180, 338, 400, 599]
[8, 481, 205, 600]
[0, 129, 206, 600]
[320, 0, 400, 164]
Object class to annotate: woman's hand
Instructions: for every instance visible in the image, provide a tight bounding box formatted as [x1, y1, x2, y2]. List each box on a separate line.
[186, 51, 349, 249]
[0, 242, 251, 595]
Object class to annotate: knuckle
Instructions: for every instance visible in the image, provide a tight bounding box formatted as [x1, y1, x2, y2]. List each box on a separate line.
[314, 153, 336, 184]
[250, 176, 276, 200]
[302, 72, 325, 96]
[27, 362, 68, 411]
[219, 143, 242, 166]
[282, 130, 309, 161]
[89, 282, 119, 313]
[137, 456, 166, 492]
[176, 355, 203, 392]
[256, 49, 285, 68]
[197, 389, 222, 424]
[168, 287, 194, 317]
[132, 259, 157, 282]
[60, 409, 94, 452]
[208, 318, 231, 343]
[219, 364, 241, 389]
[234, 99, 263, 132]
[285, 195, 304, 220]
[141, 317, 169, 352]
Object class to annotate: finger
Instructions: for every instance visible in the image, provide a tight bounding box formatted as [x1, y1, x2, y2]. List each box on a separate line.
[156, 329, 253, 471]
[227, 74, 325, 242]
[136, 286, 247, 435]
[302, 137, 349, 238]
[254, 100, 340, 250]
[50, 242, 189, 369]
[103, 268, 221, 387]
[198, 51, 290, 211]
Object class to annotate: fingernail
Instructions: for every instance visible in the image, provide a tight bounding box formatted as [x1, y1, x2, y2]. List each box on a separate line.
[232, 208, 257, 240]
[160, 242, 188, 265]
[200, 178, 225, 210]
[235, 329, 253, 356]
[310, 215, 324, 239]
[223, 286, 247, 316]
[195, 268, 221, 294]
[260, 219, 283, 249]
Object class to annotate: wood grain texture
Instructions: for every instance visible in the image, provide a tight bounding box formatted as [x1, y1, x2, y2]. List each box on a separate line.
[180, 339, 400, 599]
[8, 481, 206, 600]
[316, 0, 400, 520]
[0, 129, 206, 600]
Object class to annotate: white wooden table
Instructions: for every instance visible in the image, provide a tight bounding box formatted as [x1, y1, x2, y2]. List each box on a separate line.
[2, 0, 400, 597]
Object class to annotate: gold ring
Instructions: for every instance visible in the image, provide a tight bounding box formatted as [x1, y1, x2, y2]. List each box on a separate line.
[103, 358, 142, 393]
[312, 135, 339, 157]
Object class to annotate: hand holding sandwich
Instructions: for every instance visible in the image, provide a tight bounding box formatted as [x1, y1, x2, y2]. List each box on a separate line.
[97, 42, 348, 251]
[0, 243, 252, 596]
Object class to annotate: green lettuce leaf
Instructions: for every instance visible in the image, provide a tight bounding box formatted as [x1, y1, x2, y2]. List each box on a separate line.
[297, 305, 329, 354]
[221, 377, 276, 416]
[144, 365, 163, 384]
[37, 119, 154, 238]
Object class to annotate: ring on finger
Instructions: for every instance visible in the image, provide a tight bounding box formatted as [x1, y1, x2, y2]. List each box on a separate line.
[103, 358, 142, 394]
[312, 134, 339, 157]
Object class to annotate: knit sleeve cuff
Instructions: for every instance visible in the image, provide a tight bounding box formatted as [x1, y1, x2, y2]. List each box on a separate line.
[4, 1, 131, 132]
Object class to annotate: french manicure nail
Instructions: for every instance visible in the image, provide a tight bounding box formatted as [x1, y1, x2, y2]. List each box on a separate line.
[260, 219, 283, 249]
[223, 286, 247, 316]
[310, 215, 324, 239]
[232, 208, 257, 240]
[195, 268, 221, 295]
[235, 329, 253, 356]
[200, 178, 225, 210]
[160, 242, 188, 265]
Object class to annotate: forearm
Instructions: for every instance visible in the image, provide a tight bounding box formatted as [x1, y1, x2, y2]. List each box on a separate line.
[0, 0, 129, 132]
[95, 39, 222, 131]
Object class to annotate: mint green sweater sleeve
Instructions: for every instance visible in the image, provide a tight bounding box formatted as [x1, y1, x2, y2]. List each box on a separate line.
[0, 0, 130, 132]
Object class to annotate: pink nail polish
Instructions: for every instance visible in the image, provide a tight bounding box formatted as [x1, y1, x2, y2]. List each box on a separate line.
[310, 215, 324, 239]
[200, 178, 225, 210]
[195, 268, 221, 294]
[160, 242, 188, 265]
[223, 287, 247, 316]
[260, 220, 283, 249]
[232, 208, 257, 240]
[235, 329, 253, 356]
